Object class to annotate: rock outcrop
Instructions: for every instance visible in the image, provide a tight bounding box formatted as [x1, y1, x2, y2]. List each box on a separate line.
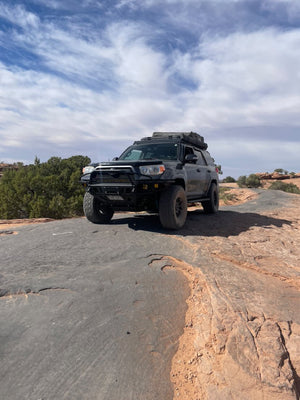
[167, 197, 300, 399]
[256, 172, 299, 180]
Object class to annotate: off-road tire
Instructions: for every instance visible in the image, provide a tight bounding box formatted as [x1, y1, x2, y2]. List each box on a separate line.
[83, 192, 114, 224]
[202, 182, 219, 214]
[159, 185, 187, 229]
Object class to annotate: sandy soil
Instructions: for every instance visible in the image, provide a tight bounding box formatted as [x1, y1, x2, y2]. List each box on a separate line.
[219, 188, 258, 205]
[221, 177, 300, 190]
[0, 218, 54, 232]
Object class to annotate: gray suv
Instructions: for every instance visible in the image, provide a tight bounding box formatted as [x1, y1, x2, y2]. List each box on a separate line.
[81, 132, 219, 229]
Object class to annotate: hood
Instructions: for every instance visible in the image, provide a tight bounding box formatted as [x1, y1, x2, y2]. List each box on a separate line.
[96, 160, 166, 168]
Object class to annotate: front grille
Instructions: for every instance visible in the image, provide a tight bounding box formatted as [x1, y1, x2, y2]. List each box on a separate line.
[91, 167, 133, 185]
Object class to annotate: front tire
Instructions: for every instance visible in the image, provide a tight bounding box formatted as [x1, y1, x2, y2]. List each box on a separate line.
[159, 185, 187, 229]
[202, 183, 219, 214]
[83, 192, 114, 224]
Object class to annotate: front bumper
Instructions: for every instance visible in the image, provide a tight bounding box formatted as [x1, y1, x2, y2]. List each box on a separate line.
[81, 178, 172, 211]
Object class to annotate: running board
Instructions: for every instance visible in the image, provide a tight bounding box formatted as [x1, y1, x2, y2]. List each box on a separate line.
[187, 197, 210, 203]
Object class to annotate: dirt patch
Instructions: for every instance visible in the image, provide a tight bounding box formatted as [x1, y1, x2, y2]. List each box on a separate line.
[220, 182, 239, 188]
[0, 218, 54, 230]
[219, 188, 258, 206]
[221, 177, 300, 190]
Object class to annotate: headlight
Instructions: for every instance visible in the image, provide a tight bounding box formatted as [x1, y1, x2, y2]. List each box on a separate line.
[82, 166, 95, 174]
[139, 164, 165, 176]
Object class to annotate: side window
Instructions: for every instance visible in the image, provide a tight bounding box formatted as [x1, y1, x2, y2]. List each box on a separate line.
[184, 146, 194, 158]
[194, 150, 207, 166]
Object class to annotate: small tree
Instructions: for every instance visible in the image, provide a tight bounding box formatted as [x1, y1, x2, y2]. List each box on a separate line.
[274, 168, 284, 174]
[237, 175, 247, 188]
[0, 155, 91, 219]
[237, 174, 261, 188]
[222, 176, 236, 183]
[245, 174, 261, 188]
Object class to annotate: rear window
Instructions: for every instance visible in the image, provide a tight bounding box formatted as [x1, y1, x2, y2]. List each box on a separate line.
[202, 151, 215, 166]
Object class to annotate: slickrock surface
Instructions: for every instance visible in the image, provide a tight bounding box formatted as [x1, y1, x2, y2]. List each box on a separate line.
[165, 193, 300, 400]
[1, 189, 299, 399]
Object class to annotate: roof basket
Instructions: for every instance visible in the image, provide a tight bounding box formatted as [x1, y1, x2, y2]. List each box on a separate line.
[152, 131, 208, 150]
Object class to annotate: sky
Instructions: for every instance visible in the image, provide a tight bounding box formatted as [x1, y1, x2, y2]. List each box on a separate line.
[0, 0, 299, 178]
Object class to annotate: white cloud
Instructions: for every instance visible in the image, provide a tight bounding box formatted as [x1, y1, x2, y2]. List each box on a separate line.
[0, 3, 40, 28]
[170, 28, 300, 130]
[105, 23, 168, 93]
[0, 3, 299, 176]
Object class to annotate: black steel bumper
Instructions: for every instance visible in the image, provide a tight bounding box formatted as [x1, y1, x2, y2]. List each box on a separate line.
[81, 179, 173, 211]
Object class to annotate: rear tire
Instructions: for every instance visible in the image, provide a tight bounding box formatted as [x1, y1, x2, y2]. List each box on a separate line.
[159, 185, 187, 229]
[202, 183, 219, 214]
[83, 192, 114, 224]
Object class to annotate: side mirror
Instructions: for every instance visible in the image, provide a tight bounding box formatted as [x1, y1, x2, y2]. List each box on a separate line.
[112, 157, 119, 161]
[184, 154, 198, 163]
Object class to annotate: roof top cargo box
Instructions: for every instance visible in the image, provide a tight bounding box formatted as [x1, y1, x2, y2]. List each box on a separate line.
[152, 131, 208, 150]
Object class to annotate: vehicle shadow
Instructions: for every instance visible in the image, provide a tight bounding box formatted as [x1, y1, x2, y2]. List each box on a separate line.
[111, 209, 292, 237]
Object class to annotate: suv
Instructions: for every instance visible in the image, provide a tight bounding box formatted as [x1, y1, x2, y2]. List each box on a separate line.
[81, 132, 219, 229]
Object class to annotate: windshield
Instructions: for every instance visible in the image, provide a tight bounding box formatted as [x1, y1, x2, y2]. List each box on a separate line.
[119, 143, 178, 161]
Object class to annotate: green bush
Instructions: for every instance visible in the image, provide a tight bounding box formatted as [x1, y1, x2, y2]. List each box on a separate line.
[0, 155, 90, 219]
[222, 176, 236, 183]
[268, 181, 300, 194]
[237, 174, 261, 188]
[245, 174, 261, 188]
[237, 175, 247, 188]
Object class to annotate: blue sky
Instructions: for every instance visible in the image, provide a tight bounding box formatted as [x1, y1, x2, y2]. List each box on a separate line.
[0, 0, 299, 177]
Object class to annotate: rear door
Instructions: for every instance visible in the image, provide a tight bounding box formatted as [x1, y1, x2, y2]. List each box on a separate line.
[194, 149, 211, 195]
[183, 145, 200, 198]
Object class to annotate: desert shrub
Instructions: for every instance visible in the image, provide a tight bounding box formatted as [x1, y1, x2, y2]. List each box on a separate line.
[237, 174, 261, 188]
[0, 155, 90, 219]
[219, 187, 238, 204]
[245, 174, 261, 188]
[268, 181, 300, 194]
[273, 168, 288, 175]
[222, 176, 236, 183]
[237, 175, 247, 188]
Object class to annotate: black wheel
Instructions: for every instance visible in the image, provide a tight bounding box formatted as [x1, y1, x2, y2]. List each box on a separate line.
[202, 183, 219, 214]
[159, 185, 187, 229]
[83, 192, 114, 224]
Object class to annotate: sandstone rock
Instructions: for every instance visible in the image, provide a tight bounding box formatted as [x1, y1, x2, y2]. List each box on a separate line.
[169, 196, 300, 399]
[270, 173, 291, 180]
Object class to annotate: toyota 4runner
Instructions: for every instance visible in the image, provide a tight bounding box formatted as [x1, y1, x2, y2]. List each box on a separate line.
[81, 132, 219, 229]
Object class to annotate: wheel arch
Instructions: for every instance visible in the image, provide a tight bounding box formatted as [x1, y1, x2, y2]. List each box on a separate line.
[174, 178, 185, 190]
[206, 178, 219, 194]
